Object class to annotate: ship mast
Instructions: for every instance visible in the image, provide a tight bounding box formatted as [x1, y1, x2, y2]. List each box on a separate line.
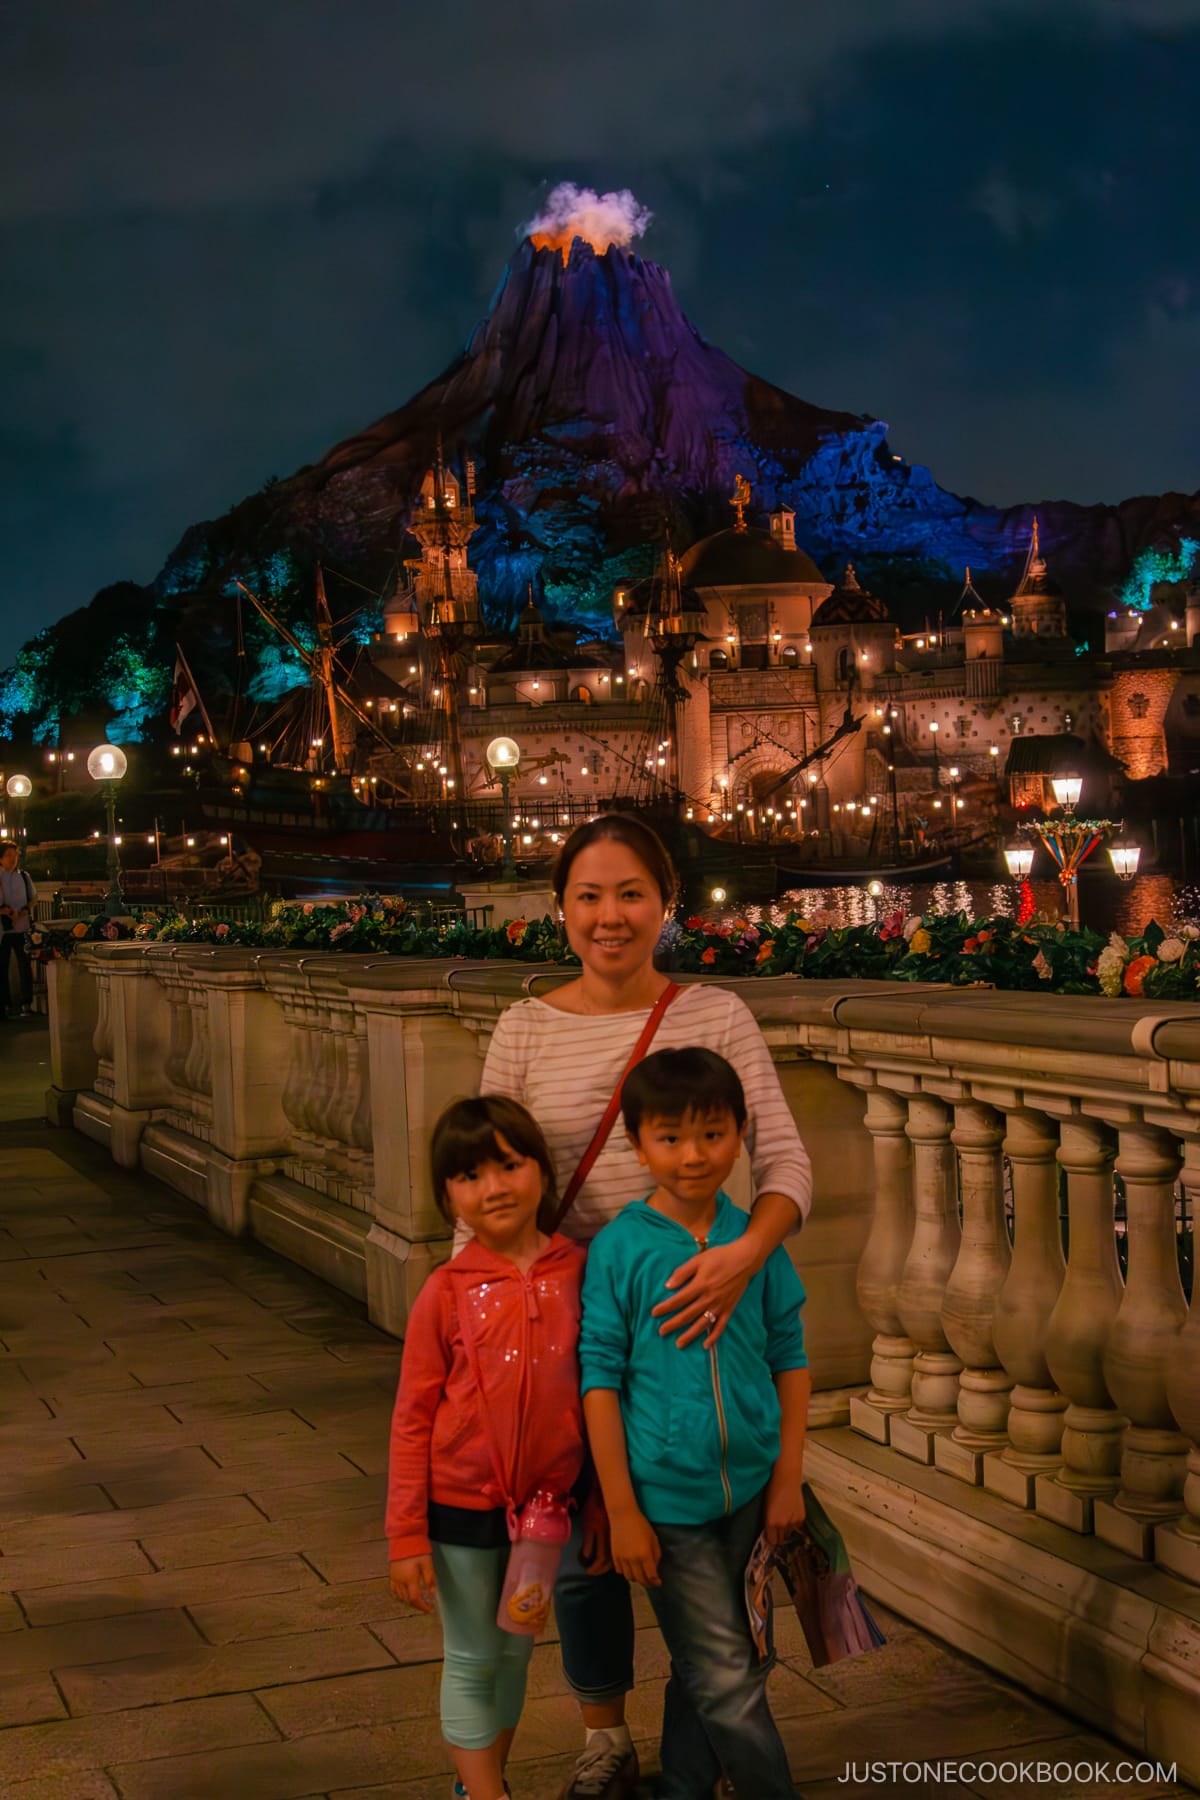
[314, 566, 357, 774]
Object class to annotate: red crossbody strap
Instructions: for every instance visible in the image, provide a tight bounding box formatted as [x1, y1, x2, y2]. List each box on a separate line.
[551, 982, 682, 1234]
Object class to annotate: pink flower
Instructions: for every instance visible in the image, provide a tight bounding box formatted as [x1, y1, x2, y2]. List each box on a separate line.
[302, 903, 314, 915]
[214, 922, 229, 939]
[1032, 950, 1052, 981]
[329, 920, 353, 942]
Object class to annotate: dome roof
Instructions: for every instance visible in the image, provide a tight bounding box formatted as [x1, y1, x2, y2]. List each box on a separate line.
[679, 526, 823, 587]
[810, 563, 890, 628]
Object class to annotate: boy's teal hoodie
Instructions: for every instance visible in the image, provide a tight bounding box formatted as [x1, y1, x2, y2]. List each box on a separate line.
[579, 1193, 807, 1526]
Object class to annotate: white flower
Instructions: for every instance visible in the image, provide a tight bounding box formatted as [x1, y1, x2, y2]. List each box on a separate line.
[903, 915, 923, 941]
[1108, 931, 1128, 952]
[1097, 943, 1126, 998]
[1179, 924, 1200, 940]
[1158, 938, 1185, 963]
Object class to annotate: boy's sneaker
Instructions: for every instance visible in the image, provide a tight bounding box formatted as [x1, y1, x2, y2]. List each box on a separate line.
[556, 1731, 639, 1798]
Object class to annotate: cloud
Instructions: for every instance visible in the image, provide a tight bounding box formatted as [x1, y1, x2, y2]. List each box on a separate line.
[3, 0, 1195, 222]
[973, 173, 1060, 241]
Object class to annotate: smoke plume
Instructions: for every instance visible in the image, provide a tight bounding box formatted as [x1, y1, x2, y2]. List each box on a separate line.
[524, 182, 652, 261]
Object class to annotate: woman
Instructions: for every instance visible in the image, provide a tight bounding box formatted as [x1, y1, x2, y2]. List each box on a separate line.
[479, 814, 812, 1800]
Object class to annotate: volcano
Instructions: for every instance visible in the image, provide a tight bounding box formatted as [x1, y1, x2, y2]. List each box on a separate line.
[241, 237, 1200, 628]
[6, 233, 1200, 737]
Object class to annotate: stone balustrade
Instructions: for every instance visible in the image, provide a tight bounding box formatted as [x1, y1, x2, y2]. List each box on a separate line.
[45, 945, 1200, 1780]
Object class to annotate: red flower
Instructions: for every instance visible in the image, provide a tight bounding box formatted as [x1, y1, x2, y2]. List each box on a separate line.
[701, 947, 717, 964]
[1123, 954, 1155, 997]
[684, 916, 704, 930]
[963, 937, 978, 953]
[506, 918, 529, 944]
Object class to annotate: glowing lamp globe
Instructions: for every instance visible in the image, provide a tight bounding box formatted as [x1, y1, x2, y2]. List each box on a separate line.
[485, 736, 521, 772]
[867, 879, 885, 898]
[87, 744, 128, 783]
[711, 886, 728, 904]
[1108, 841, 1141, 881]
[5, 774, 32, 799]
[1004, 842, 1035, 881]
[1051, 775, 1082, 811]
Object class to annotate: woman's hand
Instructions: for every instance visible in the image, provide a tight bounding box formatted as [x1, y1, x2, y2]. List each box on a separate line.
[390, 1555, 438, 1613]
[763, 1462, 807, 1546]
[609, 1505, 662, 1587]
[651, 1236, 758, 1348]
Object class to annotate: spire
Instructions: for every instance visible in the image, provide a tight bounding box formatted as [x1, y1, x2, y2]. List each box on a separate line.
[956, 565, 985, 614]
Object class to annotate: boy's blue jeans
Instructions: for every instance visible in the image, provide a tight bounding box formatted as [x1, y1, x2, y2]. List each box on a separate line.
[648, 1490, 796, 1800]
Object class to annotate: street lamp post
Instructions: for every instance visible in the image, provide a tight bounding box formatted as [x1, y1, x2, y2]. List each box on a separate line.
[1023, 779, 1119, 931]
[929, 720, 940, 783]
[87, 744, 129, 917]
[5, 774, 32, 842]
[485, 736, 521, 880]
[1108, 840, 1142, 881]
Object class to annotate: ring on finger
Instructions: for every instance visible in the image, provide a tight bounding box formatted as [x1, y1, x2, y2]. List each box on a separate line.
[702, 1308, 718, 1326]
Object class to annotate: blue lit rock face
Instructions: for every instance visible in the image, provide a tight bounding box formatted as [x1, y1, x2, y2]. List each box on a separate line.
[299, 239, 1200, 625]
[6, 239, 1200, 735]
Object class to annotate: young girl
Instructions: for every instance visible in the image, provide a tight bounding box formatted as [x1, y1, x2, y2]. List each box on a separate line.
[387, 1096, 591, 1800]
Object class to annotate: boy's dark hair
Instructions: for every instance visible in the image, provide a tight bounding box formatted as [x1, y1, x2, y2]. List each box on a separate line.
[622, 1047, 747, 1138]
[431, 1095, 558, 1233]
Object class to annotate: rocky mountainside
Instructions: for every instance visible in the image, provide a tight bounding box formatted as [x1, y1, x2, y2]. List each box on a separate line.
[6, 236, 1199, 737]
[244, 238, 1200, 629]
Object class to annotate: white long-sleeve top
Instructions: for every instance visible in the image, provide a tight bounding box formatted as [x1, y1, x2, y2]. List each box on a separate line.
[477, 983, 812, 1244]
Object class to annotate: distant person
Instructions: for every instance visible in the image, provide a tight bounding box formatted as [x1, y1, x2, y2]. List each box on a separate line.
[386, 1095, 595, 1800]
[581, 1047, 810, 1799]
[476, 814, 812, 1800]
[0, 841, 36, 1019]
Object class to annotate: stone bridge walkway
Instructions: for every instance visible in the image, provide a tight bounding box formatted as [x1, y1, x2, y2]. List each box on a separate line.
[0, 1020, 1192, 1800]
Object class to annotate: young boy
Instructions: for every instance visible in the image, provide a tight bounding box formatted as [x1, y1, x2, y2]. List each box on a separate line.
[579, 1047, 810, 1800]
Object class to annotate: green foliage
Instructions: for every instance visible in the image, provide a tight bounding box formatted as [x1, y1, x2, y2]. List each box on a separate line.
[33, 898, 1200, 1002]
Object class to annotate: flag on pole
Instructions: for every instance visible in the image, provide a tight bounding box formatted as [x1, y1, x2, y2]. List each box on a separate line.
[169, 652, 199, 735]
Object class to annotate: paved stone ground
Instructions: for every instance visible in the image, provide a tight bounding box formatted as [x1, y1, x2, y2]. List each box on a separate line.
[0, 1017, 1193, 1800]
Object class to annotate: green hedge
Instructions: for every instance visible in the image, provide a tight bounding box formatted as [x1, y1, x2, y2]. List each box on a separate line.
[29, 896, 1200, 1001]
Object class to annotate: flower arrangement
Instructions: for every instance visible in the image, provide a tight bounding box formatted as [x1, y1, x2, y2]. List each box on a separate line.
[28, 899, 1200, 999]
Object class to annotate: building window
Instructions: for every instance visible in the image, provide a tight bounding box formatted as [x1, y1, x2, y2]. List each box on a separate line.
[781, 645, 799, 667]
[709, 648, 729, 670]
[956, 716, 970, 739]
[1128, 692, 1150, 719]
[836, 648, 854, 683]
[572, 685, 593, 705]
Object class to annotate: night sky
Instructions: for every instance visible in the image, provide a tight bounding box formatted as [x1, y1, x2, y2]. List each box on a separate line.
[3, 1, 1199, 672]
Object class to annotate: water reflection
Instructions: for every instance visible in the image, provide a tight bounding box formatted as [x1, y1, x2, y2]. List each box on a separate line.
[746, 873, 1199, 936]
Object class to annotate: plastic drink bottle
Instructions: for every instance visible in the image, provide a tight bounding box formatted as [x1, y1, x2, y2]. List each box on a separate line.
[497, 1489, 571, 1636]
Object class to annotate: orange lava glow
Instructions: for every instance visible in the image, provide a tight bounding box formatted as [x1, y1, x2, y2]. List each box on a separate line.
[529, 231, 613, 263]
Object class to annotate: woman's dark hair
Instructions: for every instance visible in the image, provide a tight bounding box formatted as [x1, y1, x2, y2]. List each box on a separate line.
[621, 1047, 748, 1138]
[431, 1095, 558, 1233]
[551, 813, 678, 910]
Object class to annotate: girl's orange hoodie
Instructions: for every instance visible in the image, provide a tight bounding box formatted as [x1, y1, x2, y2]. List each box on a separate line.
[386, 1233, 587, 1561]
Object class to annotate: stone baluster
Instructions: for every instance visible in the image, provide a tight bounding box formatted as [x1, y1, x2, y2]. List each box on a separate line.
[984, 1106, 1068, 1507]
[308, 1009, 340, 1151]
[850, 1082, 917, 1444]
[1094, 1122, 1188, 1557]
[891, 1091, 963, 1464]
[937, 1098, 1013, 1482]
[1158, 1136, 1200, 1585]
[164, 983, 193, 1094]
[1037, 1115, 1126, 1532]
[281, 1014, 315, 1151]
